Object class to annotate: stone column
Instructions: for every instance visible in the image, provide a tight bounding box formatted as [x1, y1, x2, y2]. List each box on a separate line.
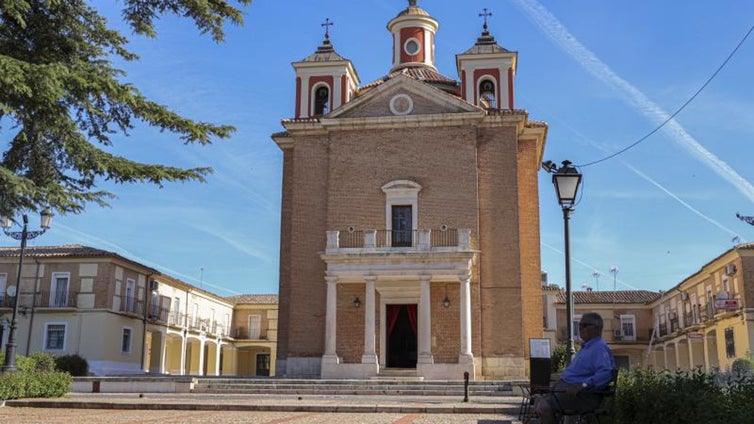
[459, 272, 474, 363]
[418, 275, 434, 364]
[159, 331, 167, 374]
[214, 341, 222, 375]
[180, 331, 187, 375]
[323, 276, 339, 363]
[198, 338, 206, 376]
[362, 276, 378, 364]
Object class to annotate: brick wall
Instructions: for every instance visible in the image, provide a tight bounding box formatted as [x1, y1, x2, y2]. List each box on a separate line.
[432, 283, 460, 363]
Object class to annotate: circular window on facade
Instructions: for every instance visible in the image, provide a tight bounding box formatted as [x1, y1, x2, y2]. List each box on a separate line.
[389, 94, 414, 116]
[404, 38, 421, 56]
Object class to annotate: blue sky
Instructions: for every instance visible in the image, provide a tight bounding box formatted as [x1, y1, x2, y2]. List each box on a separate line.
[8, 1, 754, 296]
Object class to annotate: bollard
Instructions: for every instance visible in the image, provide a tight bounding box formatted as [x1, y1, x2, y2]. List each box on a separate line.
[463, 371, 469, 402]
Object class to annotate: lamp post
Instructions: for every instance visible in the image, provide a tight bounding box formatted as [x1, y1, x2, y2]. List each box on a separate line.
[1, 209, 53, 372]
[551, 160, 582, 364]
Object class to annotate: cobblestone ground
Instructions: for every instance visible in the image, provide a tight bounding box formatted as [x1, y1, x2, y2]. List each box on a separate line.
[0, 408, 516, 424]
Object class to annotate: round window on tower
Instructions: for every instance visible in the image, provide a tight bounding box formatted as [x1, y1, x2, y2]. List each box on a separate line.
[404, 38, 421, 56]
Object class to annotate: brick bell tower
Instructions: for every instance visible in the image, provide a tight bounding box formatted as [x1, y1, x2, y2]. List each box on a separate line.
[292, 19, 360, 119]
[456, 9, 517, 110]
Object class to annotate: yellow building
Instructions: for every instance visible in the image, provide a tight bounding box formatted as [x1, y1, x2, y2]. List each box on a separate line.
[647, 244, 754, 372]
[0, 244, 277, 376]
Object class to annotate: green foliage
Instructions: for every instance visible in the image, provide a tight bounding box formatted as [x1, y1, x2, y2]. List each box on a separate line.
[615, 368, 754, 424]
[550, 342, 580, 372]
[55, 354, 89, 376]
[0, 352, 71, 400]
[0, 371, 72, 400]
[0, 0, 250, 215]
[731, 354, 754, 377]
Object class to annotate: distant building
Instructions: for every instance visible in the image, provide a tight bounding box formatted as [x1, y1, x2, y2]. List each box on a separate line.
[0, 244, 277, 376]
[545, 243, 754, 372]
[272, 1, 548, 379]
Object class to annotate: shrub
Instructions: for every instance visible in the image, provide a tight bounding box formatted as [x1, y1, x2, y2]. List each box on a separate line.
[550, 342, 580, 372]
[55, 354, 89, 376]
[17, 352, 57, 373]
[0, 371, 71, 400]
[731, 356, 754, 378]
[615, 368, 754, 424]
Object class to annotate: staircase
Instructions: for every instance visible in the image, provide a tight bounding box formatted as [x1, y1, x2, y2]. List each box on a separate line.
[191, 376, 518, 396]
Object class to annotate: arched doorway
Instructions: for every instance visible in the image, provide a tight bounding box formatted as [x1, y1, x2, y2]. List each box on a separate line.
[386, 304, 417, 368]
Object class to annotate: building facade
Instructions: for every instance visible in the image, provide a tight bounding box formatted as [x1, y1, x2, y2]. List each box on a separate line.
[647, 244, 754, 372]
[273, 1, 547, 380]
[0, 245, 277, 376]
[546, 244, 754, 373]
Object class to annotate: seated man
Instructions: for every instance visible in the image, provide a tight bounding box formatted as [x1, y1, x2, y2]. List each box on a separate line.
[533, 312, 615, 424]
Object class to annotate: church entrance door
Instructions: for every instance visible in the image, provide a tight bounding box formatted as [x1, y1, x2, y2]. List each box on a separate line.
[386, 304, 418, 368]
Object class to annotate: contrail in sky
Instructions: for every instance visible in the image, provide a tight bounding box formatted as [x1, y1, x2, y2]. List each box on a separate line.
[54, 222, 242, 295]
[512, 0, 754, 203]
[541, 241, 639, 290]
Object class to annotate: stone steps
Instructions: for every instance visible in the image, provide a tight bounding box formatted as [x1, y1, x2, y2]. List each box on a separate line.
[191, 378, 517, 396]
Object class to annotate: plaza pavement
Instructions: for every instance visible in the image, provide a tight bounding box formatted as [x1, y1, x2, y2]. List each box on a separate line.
[1, 392, 525, 423]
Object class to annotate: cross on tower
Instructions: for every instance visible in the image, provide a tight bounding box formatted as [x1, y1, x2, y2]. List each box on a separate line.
[321, 18, 334, 41]
[479, 8, 492, 31]
[409, 0, 417, 7]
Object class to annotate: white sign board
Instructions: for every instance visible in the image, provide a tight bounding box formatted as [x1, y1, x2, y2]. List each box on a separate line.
[715, 299, 740, 310]
[530, 338, 552, 359]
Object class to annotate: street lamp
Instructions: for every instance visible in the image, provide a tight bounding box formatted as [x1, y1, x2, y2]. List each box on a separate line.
[550, 160, 582, 364]
[1, 209, 53, 372]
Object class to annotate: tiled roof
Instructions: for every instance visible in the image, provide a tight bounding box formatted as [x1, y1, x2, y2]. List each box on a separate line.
[460, 31, 512, 55]
[554, 290, 662, 305]
[0, 244, 163, 277]
[359, 66, 459, 93]
[1, 244, 125, 259]
[300, 39, 350, 63]
[225, 294, 279, 305]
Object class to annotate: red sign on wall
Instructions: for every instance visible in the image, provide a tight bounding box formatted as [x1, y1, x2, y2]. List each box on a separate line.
[714, 298, 741, 310]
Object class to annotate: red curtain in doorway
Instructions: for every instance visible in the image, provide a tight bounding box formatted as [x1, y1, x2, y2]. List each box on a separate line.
[387, 305, 400, 337]
[406, 304, 417, 335]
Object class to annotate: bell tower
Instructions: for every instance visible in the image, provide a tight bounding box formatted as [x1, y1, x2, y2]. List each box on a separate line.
[292, 19, 359, 119]
[387, 0, 439, 72]
[456, 9, 517, 109]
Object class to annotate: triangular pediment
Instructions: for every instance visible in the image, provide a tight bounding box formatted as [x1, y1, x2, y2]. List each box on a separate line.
[327, 74, 480, 119]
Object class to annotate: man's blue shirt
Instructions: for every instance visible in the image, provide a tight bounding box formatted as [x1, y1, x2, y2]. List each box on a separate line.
[561, 337, 615, 389]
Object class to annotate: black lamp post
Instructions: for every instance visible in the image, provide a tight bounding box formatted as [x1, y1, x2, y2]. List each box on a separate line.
[1, 209, 53, 372]
[551, 160, 582, 364]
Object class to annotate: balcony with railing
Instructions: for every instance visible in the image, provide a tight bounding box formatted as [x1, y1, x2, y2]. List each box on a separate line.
[659, 322, 668, 337]
[326, 228, 472, 252]
[33, 290, 78, 308]
[120, 296, 144, 315]
[147, 305, 169, 323]
[168, 312, 186, 327]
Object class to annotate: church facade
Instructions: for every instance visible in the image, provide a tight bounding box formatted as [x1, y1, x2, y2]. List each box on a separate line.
[272, 1, 548, 380]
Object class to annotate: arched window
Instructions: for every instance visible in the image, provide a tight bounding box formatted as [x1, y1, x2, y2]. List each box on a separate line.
[314, 85, 330, 116]
[478, 79, 496, 109]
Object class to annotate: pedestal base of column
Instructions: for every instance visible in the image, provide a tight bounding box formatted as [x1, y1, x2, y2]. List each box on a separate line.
[361, 353, 378, 364]
[417, 353, 434, 364]
[321, 354, 340, 364]
[458, 353, 474, 364]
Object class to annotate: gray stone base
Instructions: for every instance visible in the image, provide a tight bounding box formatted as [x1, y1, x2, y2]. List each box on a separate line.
[480, 356, 526, 379]
[279, 357, 321, 378]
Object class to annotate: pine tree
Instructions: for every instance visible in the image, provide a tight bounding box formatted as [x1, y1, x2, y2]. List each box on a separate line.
[0, 0, 251, 215]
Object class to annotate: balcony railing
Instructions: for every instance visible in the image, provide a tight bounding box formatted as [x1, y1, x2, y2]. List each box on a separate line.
[232, 327, 266, 340]
[120, 296, 144, 315]
[659, 323, 668, 337]
[35, 291, 78, 308]
[147, 306, 169, 322]
[326, 228, 471, 252]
